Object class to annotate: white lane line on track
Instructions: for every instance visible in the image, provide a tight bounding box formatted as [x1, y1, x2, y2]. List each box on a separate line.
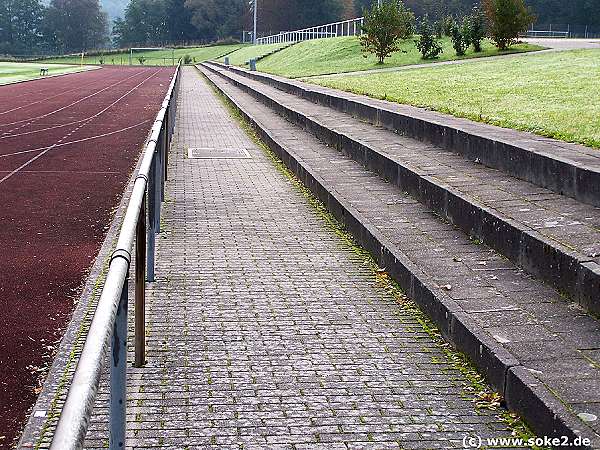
[0, 70, 110, 116]
[0, 71, 162, 184]
[0, 148, 52, 184]
[0, 67, 151, 132]
[0, 70, 161, 140]
[0, 68, 159, 157]
[0, 119, 152, 159]
[0, 67, 166, 186]
[0, 170, 121, 174]
[0, 117, 149, 184]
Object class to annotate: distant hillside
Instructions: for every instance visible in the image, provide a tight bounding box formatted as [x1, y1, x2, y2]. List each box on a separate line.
[40, 0, 125, 20]
[102, 0, 125, 20]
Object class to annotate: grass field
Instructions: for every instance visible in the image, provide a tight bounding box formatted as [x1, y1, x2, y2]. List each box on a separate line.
[0, 62, 93, 85]
[219, 43, 290, 66]
[256, 36, 542, 78]
[311, 49, 600, 149]
[42, 44, 244, 66]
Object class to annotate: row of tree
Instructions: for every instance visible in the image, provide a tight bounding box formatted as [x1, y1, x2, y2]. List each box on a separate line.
[0, 0, 109, 55]
[0, 0, 598, 56]
[113, 0, 346, 48]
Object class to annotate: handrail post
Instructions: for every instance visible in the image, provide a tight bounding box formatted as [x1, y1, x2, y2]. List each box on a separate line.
[134, 194, 146, 368]
[109, 277, 128, 450]
[147, 170, 156, 282]
[160, 124, 166, 202]
[164, 109, 169, 182]
[154, 145, 162, 233]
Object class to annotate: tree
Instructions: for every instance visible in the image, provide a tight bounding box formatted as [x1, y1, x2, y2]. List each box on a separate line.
[112, 0, 168, 47]
[465, 5, 486, 52]
[184, 0, 245, 41]
[291, 0, 344, 29]
[241, 0, 344, 37]
[0, 0, 45, 55]
[449, 17, 469, 55]
[165, 0, 197, 43]
[483, 0, 535, 50]
[360, 0, 415, 64]
[43, 0, 109, 53]
[415, 14, 443, 59]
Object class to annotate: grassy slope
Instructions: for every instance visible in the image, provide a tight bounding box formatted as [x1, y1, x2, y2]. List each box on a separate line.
[42, 44, 244, 66]
[311, 49, 600, 149]
[257, 36, 541, 78]
[0, 62, 93, 85]
[219, 43, 289, 66]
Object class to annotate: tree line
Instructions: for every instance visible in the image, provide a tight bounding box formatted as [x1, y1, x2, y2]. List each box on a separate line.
[1, 0, 598, 56]
[0, 0, 108, 55]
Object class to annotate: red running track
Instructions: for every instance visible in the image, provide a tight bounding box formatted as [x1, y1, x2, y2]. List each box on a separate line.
[0, 66, 174, 448]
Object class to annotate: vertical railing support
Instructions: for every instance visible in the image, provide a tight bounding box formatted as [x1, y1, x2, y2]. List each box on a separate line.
[147, 165, 156, 282]
[154, 145, 162, 233]
[160, 125, 166, 202]
[109, 278, 129, 450]
[135, 194, 146, 368]
[164, 109, 170, 182]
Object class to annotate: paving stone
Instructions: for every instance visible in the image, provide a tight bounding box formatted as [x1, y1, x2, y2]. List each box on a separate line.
[202, 63, 600, 318]
[200, 64, 600, 445]
[82, 67, 518, 449]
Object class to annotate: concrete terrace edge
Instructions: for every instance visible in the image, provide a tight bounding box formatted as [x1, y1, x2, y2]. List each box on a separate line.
[199, 65, 600, 449]
[16, 128, 150, 449]
[212, 62, 600, 209]
[201, 62, 600, 317]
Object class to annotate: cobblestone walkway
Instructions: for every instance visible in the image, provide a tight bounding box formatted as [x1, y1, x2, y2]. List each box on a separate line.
[85, 67, 520, 449]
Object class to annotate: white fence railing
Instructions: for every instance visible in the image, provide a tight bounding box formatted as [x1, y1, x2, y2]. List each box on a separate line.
[256, 17, 364, 45]
[525, 25, 571, 38]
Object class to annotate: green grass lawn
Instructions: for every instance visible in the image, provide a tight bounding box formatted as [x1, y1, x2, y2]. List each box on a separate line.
[257, 36, 541, 78]
[219, 43, 290, 66]
[311, 49, 600, 149]
[41, 44, 244, 66]
[0, 62, 94, 85]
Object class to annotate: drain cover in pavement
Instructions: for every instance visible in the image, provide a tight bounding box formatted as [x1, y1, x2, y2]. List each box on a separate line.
[188, 147, 251, 159]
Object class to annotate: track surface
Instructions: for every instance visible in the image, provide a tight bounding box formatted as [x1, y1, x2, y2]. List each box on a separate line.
[0, 66, 173, 448]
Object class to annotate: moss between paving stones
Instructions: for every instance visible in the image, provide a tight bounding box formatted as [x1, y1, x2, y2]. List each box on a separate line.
[34, 256, 111, 449]
[203, 69, 546, 449]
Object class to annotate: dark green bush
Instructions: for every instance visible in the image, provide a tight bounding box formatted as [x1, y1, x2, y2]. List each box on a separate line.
[415, 16, 443, 60]
[441, 15, 455, 36]
[466, 6, 487, 52]
[360, 0, 415, 64]
[183, 54, 193, 64]
[450, 19, 470, 56]
[483, 0, 535, 50]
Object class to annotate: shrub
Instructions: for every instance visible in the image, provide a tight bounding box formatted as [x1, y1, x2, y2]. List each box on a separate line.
[466, 6, 487, 52]
[138, 56, 146, 65]
[183, 54, 193, 64]
[483, 0, 535, 50]
[415, 15, 443, 60]
[441, 15, 455, 36]
[450, 19, 470, 56]
[360, 0, 415, 64]
[434, 20, 444, 38]
[98, 54, 105, 64]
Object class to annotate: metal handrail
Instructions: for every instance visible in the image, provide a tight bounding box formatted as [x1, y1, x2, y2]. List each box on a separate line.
[256, 17, 364, 45]
[49, 61, 181, 450]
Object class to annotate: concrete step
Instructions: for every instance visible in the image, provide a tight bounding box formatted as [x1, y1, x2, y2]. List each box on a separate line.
[199, 63, 600, 448]
[212, 62, 600, 208]
[201, 61, 600, 318]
